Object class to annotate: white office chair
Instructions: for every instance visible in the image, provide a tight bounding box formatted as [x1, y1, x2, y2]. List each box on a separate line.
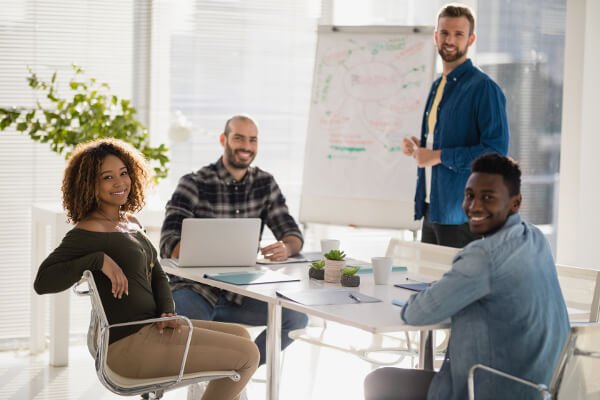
[556, 264, 600, 323]
[468, 322, 600, 400]
[73, 270, 241, 399]
[368, 238, 459, 367]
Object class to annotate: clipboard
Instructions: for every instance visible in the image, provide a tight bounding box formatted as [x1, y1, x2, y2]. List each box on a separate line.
[394, 282, 430, 292]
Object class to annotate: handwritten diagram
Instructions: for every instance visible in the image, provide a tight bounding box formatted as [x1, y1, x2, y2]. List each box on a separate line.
[302, 27, 435, 202]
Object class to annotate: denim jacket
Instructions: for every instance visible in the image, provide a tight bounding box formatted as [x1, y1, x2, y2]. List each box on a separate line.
[402, 213, 569, 400]
[415, 59, 509, 224]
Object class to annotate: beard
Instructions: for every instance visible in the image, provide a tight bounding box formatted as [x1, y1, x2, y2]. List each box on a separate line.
[224, 141, 255, 169]
[438, 44, 468, 63]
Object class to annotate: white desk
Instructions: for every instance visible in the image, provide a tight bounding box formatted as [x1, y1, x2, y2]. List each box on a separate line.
[30, 203, 73, 366]
[161, 261, 447, 400]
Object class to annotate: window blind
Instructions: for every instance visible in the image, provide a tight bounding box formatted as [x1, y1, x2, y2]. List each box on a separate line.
[155, 0, 322, 219]
[0, 0, 151, 344]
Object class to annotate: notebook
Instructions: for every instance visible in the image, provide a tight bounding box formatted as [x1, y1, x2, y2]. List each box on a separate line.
[177, 218, 261, 267]
[394, 282, 430, 292]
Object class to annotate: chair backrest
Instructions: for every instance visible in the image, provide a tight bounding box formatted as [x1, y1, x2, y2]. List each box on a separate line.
[385, 238, 459, 279]
[551, 322, 600, 399]
[556, 264, 600, 323]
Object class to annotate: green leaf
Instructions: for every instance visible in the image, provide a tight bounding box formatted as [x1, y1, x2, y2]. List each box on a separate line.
[342, 266, 360, 276]
[7, 65, 170, 182]
[324, 249, 346, 261]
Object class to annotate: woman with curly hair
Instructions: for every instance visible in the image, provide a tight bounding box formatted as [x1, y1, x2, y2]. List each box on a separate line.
[34, 138, 258, 400]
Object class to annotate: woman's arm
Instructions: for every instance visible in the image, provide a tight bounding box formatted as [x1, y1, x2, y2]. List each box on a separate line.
[33, 232, 105, 294]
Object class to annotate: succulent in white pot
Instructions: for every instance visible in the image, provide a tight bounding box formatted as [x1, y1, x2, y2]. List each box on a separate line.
[323, 249, 346, 283]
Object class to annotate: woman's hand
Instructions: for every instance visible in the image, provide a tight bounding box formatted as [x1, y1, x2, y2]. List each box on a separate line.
[101, 254, 128, 299]
[156, 312, 182, 333]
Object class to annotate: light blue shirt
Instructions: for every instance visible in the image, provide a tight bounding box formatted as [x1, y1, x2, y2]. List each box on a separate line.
[402, 213, 569, 400]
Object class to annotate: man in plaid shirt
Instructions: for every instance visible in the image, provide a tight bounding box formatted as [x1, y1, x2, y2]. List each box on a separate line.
[160, 114, 308, 366]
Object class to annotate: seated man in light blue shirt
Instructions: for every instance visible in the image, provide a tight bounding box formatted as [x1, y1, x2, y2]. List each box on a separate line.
[364, 153, 569, 400]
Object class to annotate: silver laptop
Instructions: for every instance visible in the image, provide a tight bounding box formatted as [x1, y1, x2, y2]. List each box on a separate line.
[177, 218, 261, 267]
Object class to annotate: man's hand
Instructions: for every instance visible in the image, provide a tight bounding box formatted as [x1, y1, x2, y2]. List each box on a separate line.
[170, 242, 181, 259]
[261, 241, 290, 261]
[413, 147, 442, 168]
[155, 312, 182, 334]
[101, 254, 128, 299]
[401, 136, 420, 156]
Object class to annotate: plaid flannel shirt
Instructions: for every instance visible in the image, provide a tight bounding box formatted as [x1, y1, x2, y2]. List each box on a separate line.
[160, 157, 303, 306]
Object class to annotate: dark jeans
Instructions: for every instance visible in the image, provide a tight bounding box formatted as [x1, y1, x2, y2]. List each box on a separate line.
[421, 204, 480, 248]
[172, 287, 309, 366]
[364, 367, 436, 400]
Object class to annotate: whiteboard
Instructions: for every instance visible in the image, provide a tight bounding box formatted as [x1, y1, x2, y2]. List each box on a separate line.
[300, 26, 436, 230]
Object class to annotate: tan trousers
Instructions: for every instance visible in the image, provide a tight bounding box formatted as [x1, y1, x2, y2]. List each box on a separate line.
[107, 320, 259, 400]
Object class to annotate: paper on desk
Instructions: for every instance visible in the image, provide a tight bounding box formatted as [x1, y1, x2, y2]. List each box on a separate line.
[276, 289, 381, 306]
[256, 251, 323, 265]
[205, 270, 300, 285]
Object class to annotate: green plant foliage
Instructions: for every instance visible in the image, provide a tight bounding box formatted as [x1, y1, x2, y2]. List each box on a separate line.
[342, 266, 360, 276]
[0, 64, 169, 183]
[310, 259, 325, 270]
[324, 249, 346, 261]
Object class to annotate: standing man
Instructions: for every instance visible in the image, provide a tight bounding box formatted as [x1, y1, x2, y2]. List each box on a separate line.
[160, 114, 308, 366]
[401, 3, 509, 248]
[364, 153, 569, 400]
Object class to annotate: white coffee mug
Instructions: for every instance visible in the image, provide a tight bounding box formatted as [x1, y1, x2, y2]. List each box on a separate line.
[320, 239, 340, 255]
[371, 256, 393, 285]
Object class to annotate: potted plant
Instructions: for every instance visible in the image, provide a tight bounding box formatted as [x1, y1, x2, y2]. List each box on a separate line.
[323, 249, 346, 283]
[308, 259, 325, 280]
[0, 65, 169, 183]
[340, 266, 361, 287]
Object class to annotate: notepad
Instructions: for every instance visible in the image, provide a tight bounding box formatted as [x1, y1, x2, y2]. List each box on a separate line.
[276, 289, 381, 306]
[394, 282, 430, 292]
[204, 271, 300, 285]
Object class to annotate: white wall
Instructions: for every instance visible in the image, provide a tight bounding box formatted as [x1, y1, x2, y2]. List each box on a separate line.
[556, 0, 600, 268]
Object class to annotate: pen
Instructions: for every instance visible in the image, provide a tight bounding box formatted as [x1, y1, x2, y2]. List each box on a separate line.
[349, 293, 361, 303]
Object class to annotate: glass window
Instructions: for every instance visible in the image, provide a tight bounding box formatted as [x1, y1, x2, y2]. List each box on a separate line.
[0, 0, 150, 343]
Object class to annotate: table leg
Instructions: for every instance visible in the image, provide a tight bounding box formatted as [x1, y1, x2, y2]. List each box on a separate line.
[265, 302, 282, 400]
[30, 222, 46, 354]
[49, 291, 70, 366]
[418, 330, 434, 370]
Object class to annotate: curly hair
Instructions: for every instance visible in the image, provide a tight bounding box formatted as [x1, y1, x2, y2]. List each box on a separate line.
[62, 138, 150, 223]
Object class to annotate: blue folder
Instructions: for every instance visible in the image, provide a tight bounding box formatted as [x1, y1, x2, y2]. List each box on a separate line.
[205, 271, 300, 285]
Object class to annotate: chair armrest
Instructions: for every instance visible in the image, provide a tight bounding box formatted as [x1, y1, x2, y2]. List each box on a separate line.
[467, 364, 551, 400]
[73, 271, 196, 385]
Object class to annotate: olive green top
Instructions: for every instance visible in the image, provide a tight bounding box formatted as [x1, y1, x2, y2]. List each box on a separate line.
[34, 228, 174, 343]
